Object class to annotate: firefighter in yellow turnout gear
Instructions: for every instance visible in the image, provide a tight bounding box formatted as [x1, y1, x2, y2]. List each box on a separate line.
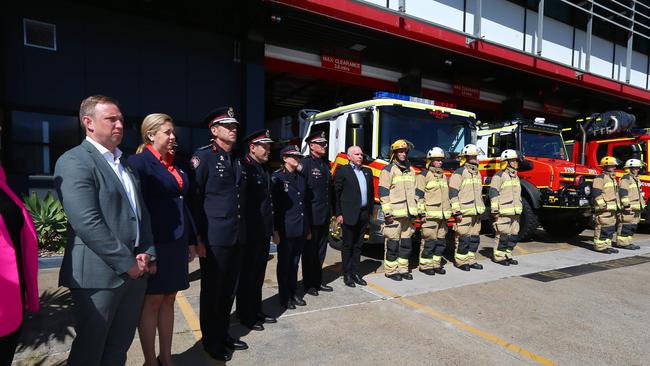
[592, 156, 622, 254]
[416, 147, 451, 275]
[379, 139, 418, 281]
[489, 149, 521, 266]
[449, 144, 486, 271]
[616, 158, 645, 250]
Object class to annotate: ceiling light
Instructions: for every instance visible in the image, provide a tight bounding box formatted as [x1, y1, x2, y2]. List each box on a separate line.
[350, 43, 366, 51]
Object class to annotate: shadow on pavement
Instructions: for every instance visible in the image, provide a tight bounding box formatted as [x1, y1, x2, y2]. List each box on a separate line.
[17, 287, 75, 354]
[173, 340, 225, 365]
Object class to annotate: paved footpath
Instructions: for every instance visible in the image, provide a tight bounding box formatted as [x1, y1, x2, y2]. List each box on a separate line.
[13, 229, 650, 365]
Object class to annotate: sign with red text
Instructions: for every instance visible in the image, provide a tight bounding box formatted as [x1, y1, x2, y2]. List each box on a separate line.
[321, 54, 361, 74]
[453, 84, 480, 99]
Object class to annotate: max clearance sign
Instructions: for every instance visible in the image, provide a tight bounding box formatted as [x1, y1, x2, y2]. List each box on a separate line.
[321, 54, 361, 74]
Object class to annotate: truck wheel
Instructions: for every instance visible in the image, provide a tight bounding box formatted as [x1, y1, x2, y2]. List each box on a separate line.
[541, 219, 588, 237]
[518, 199, 539, 242]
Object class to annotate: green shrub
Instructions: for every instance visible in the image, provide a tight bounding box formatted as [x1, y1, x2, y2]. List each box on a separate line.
[23, 192, 67, 252]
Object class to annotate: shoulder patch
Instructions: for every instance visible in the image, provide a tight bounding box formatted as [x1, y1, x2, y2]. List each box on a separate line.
[190, 156, 200, 169]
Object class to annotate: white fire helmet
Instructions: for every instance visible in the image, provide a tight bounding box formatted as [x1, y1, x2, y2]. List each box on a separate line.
[426, 147, 445, 159]
[500, 149, 519, 160]
[459, 144, 483, 157]
[624, 159, 644, 168]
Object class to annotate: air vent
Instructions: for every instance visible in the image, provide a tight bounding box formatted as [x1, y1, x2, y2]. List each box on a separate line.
[23, 18, 57, 51]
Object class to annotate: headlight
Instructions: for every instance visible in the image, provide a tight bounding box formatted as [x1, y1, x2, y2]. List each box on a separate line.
[583, 185, 591, 196]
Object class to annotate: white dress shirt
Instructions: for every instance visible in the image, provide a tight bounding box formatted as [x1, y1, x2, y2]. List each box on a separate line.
[85, 136, 140, 247]
[351, 163, 368, 208]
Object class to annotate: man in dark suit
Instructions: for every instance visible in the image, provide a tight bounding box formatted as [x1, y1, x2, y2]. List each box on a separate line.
[190, 106, 247, 362]
[54, 95, 156, 366]
[335, 146, 374, 287]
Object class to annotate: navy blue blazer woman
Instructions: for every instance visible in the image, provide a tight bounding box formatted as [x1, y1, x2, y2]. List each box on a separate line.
[127, 146, 196, 294]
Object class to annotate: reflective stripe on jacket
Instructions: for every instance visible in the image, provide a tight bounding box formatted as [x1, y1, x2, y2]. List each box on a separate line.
[619, 173, 646, 211]
[489, 167, 522, 215]
[378, 163, 419, 218]
[417, 167, 451, 219]
[592, 172, 621, 212]
[448, 163, 485, 216]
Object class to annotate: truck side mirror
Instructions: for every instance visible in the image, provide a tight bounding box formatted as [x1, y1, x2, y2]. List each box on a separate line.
[518, 158, 533, 171]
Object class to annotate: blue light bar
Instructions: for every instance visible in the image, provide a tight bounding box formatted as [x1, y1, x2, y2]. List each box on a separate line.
[373, 91, 435, 106]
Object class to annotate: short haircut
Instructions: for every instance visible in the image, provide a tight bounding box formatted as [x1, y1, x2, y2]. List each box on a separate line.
[347, 145, 362, 155]
[79, 95, 120, 129]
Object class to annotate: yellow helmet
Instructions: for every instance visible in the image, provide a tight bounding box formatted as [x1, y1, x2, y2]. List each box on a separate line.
[389, 139, 413, 161]
[391, 139, 410, 151]
[599, 156, 619, 167]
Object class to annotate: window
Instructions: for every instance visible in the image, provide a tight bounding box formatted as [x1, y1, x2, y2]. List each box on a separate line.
[596, 143, 608, 164]
[612, 143, 646, 173]
[9, 111, 80, 175]
[23, 19, 57, 51]
[487, 132, 516, 158]
[345, 111, 372, 155]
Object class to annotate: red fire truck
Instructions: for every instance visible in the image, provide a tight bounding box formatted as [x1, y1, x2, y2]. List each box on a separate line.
[570, 111, 650, 215]
[476, 118, 596, 240]
[298, 92, 477, 243]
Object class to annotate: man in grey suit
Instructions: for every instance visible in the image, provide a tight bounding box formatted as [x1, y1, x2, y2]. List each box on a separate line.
[54, 95, 156, 366]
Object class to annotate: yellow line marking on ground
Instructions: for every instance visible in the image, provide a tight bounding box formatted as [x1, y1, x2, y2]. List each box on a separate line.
[516, 246, 531, 255]
[365, 282, 557, 366]
[176, 291, 202, 341]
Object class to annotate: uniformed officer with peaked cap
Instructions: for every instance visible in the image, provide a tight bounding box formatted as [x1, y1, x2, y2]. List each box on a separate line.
[301, 130, 334, 296]
[272, 145, 311, 309]
[235, 129, 277, 331]
[191, 106, 248, 361]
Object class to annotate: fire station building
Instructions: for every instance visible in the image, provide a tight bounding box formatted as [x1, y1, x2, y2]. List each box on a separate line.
[2, 0, 650, 192]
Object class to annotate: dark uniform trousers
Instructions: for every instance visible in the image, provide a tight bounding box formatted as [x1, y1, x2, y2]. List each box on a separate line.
[301, 156, 331, 291]
[236, 155, 272, 327]
[236, 234, 270, 326]
[341, 206, 369, 275]
[190, 143, 246, 354]
[302, 224, 328, 289]
[200, 245, 241, 351]
[277, 236, 305, 302]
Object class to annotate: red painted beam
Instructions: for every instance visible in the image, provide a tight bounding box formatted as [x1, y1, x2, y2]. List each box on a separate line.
[269, 0, 650, 105]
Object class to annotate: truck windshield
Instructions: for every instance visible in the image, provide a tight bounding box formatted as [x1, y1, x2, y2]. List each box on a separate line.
[379, 105, 473, 161]
[522, 129, 568, 160]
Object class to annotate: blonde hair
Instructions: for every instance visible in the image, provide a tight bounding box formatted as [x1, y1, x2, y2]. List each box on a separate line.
[136, 113, 173, 154]
[79, 95, 119, 129]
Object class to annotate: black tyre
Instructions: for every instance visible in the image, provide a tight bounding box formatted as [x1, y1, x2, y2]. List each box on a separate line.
[541, 218, 588, 237]
[518, 198, 539, 241]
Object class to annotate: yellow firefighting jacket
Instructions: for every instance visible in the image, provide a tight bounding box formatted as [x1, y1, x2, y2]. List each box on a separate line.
[449, 163, 485, 216]
[489, 166, 522, 215]
[619, 172, 646, 211]
[416, 167, 452, 219]
[592, 172, 621, 212]
[378, 162, 418, 218]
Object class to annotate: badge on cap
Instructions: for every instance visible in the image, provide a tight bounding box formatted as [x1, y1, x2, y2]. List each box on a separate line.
[227, 107, 234, 118]
[190, 156, 200, 169]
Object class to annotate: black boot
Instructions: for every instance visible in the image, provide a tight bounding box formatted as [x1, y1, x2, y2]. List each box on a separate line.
[495, 259, 509, 266]
[508, 258, 518, 265]
[433, 267, 446, 275]
[606, 247, 619, 254]
[469, 263, 483, 270]
[459, 264, 470, 271]
[386, 273, 402, 281]
[421, 268, 436, 276]
[401, 272, 413, 280]
[292, 295, 307, 306]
